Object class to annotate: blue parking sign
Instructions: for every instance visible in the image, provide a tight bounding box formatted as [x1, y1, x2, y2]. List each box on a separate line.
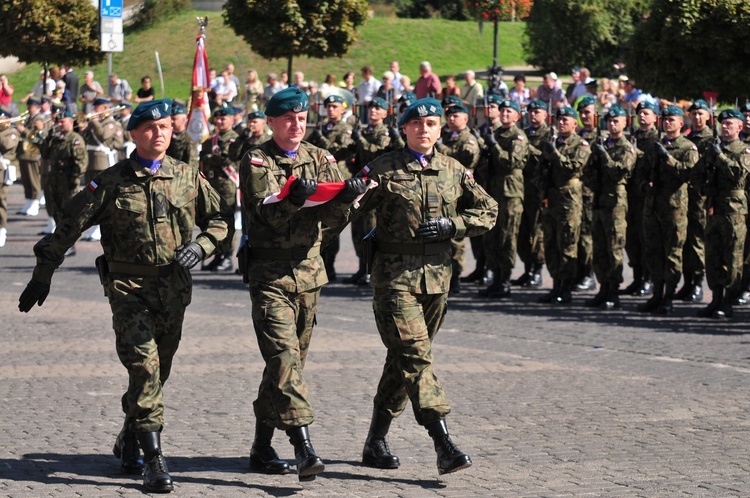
[101, 0, 123, 18]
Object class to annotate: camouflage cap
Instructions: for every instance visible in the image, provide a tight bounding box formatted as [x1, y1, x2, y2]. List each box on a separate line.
[577, 96, 596, 110]
[127, 99, 172, 131]
[171, 103, 187, 115]
[444, 103, 469, 115]
[636, 101, 658, 114]
[688, 99, 710, 112]
[605, 104, 627, 119]
[442, 95, 462, 108]
[265, 87, 309, 117]
[556, 106, 578, 119]
[527, 99, 548, 111]
[398, 97, 443, 126]
[718, 108, 743, 122]
[369, 97, 388, 109]
[498, 99, 521, 113]
[247, 110, 266, 121]
[323, 94, 344, 106]
[661, 105, 684, 117]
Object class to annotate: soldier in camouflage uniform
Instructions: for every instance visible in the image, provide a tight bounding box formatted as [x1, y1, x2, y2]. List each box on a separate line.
[39, 111, 87, 257]
[435, 103, 481, 294]
[199, 107, 242, 272]
[19, 100, 229, 493]
[345, 97, 392, 284]
[583, 105, 635, 310]
[0, 108, 20, 247]
[637, 105, 699, 314]
[678, 99, 714, 302]
[355, 98, 497, 475]
[165, 102, 192, 165]
[479, 98, 528, 298]
[537, 106, 591, 304]
[308, 95, 354, 280]
[238, 87, 364, 481]
[513, 99, 550, 288]
[621, 101, 660, 297]
[574, 96, 602, 292]
[693, 109, 750, 319]
[117, 102, 134, 161]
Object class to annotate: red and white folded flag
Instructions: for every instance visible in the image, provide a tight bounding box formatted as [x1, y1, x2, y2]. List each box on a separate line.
[262, 175, 376, 208]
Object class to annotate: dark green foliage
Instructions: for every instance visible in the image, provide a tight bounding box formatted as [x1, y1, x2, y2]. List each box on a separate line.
[127, 0, 192, 32]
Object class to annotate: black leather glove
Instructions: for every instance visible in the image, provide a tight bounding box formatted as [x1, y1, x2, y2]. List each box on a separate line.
[350, 129, 361, 142]
[309, 129, 322, 142]
[483, 131, 497, 146]
[336, 177, 368, 203]
[654, 142, 670, 160]
[542, 139, 557, 157]
[592, 143, 608, 160]
[175, 242, 205, 269]
[707, 143, 722, 159]
[471, 128, 481, 139]
[18, 279, 50, 313]
[288, 178, 318, 206]
[415, 217, 455, 242]
[388, 126, 401, 140]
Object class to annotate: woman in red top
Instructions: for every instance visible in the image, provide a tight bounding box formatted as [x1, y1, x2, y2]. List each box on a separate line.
[0, 75, 14, 108]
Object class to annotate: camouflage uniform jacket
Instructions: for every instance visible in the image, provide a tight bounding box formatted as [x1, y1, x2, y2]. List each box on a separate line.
[357, 147, 498, 294]
[694, 139, 750, 216]
[352, 122, 390, 174]
[637, 134, 699, 208]
[237, 129, 272, 160]
[166, 129, 192, 165]
[579, 127, 604, 196]
[31, 155, 228, 284]
[200, 129, 241, 181]
[41, 130, 88, 181]
[524, 124, 552, 194]
[629, 127, 660, 198]
[239, 139, 350, 293]
[84, 115, 124, 168]
[687, 126, 714, 193]
[486, 123, 529, 199]
[436, 127, 480, 172]
[310, 119, 354, 175]
[584, 135, 636, 208]
[537, 133, 592, 194]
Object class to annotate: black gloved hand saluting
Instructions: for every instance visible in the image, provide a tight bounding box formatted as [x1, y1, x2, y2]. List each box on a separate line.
[542, 139, 557, 157]
[592, 143, 608, 160]
[707, 143, 722, 159]
[288, 178, 318, 206]
[483, 131, 497, 146]
[388, 126, 401, 140]
[350, 129, 362, 142]
[654, 142, 670, 160]
[309, 129, 323, 142]
[176, 242, 205, 269]
[18, 279, 51, 313]
[415, 217, 455, 242]
[337, 177, 367, 203]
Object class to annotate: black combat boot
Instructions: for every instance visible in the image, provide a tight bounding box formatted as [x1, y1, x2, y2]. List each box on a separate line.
[426, 419, 472, 475]
[344, 260, 367, 284]
[735, 273, 750, 305]
[112, 428, 143, 474]
[526, 263, 543, 287]
[638, 282, 664, 312]
[585, 282, 608, 308]
[600, 285, 621, 310]
[554, 280, 573, 304]
[460, 259, 485, 283]
[137, 431, 173, 493]
[698, 287, 722, 318]
[511, 263, 532, 286]
[674, 273, 693, 300]
[538, 278, 561, 303]
[636, 280, 654, 296]
[362, 409, 400, 469]
[714, 288, 733, 319]
[687, 273, 704, 302]
[655, 283, 676, 314]
[620, 268, 642, 295]
[250, 423, 291, 474]
[482, 269, 494, 286]
[449, 273, 461, 295]
[286, 426, 325, 481]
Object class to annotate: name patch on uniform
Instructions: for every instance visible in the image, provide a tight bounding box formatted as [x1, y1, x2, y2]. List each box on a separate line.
[251, 156, 263, 165]
[392, 173, 415, 181]
[87, 181, 98, 192]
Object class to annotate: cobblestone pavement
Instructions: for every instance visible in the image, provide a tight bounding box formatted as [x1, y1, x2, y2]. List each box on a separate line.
[2, 182, 750, 497]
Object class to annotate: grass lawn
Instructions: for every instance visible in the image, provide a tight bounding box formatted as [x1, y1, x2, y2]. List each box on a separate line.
[8, 10, 528, 102]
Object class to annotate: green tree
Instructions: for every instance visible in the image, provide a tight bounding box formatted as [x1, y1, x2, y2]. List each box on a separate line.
[524, 0, 649, 76]
[0, 0, 103, 70]
[126, 0, 192, 32]
[223, 0, 369, 77]
[627, 0, 750, 100]
[394, 0, 471, 20]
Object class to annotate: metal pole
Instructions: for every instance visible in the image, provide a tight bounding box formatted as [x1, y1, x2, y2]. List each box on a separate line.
[155, 51, 165, 99]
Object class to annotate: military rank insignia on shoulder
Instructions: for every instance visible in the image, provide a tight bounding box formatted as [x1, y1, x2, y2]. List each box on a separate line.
[326, 154, 336, 163]
[251, 156, 263, 166]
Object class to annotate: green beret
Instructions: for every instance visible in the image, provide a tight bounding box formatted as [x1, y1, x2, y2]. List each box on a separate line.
[212, 106, 234, 117]
[636, 101, 658, 114]
[247, 110, 266, 121]
[486, 94, 503, 105]
[232, 106, 245, 115]
[398, 97, 443, 127]
[445, 104, 468, 115]
[527, 99, 548, 111]
[739, 102, 750, 113]
[577, 96, 596, 110]
[661, 105, 684, 117]
[61, 110, 75, 119]
[171, 103, 187, 116]
[718, 108, 743, 122]
[127, 99, 172, 131]
[442, 95, 462, 107]
[323, 95, 344, 106]
[556, 106, 578, 119]
[498, 99, 520, 113]
[688, 99, 709, 112]
[398, 92, 417, 104]
[369, 97, 388, 109]
[265, 87, 309, 117]
[605, 104, 627, 119]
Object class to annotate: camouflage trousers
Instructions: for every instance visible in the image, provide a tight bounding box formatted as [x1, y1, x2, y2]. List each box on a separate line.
[107, 269, 192, 433]
[483, 197, 523, 281]
[450, 238, 466, 276]
[683, 188, 706, 278]
[208, 176, 237, 254]
[642, 198, 687, 287]
[517, 188, 545, 266]
[625, 193, 648, 279]
[542, 185, 582, 281]
[705, 211, 747, 294]
[576, 192, 594, 279]
[592, 204, 627, 286]
[250, 282, 318, 430]
[351, 209, 376, 259]
[372, 288, 451, 426]
[44, 170, 76, 222]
